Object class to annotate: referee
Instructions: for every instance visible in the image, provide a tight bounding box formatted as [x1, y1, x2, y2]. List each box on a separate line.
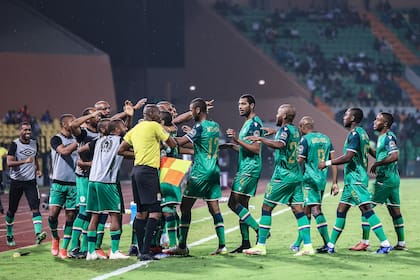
[119, 104, 176, 261]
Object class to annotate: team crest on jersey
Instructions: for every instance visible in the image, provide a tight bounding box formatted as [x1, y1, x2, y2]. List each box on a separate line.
[389, 140, 396, 149]
[101, 138, 113, 152]
[253, 130, 260, 137]
[189, 128, 197, 138]
[298, 145, 304, 154]
[280, 131, 288, 140]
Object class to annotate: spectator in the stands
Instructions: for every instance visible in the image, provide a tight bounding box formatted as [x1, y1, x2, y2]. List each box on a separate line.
[30, 117, 41, 139]
[17, 105, 31, 123]
[41, 110, 53, 123]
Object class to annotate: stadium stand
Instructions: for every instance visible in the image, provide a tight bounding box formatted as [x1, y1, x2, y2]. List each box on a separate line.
[214, 1, 420, 176]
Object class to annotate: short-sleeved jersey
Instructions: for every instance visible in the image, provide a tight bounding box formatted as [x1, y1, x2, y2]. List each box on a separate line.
[75, 127, 99, 177]
[8, 139, 38, 181]
[237, 115, 263, 178]
[88, 135, 124, 184]
[343, 126, 369, 187]
[161, 130, 179, 158]
[50, 133, 77, 183]
[375, 131, 399, 180]
[272, 124, 302, 182]
[124, 121, 170, 168]
[186, 119, 220, 180]
[299, 131, 334, 187]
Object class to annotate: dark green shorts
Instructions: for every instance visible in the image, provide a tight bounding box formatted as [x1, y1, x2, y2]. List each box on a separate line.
[371, 179, 401, 206]
[76, 176, 89, 207]
[264, 179, 303, 206]
[49, 183, 77, 210]
[340, 184, 371, 206]
[231, 172, 259, 197]
[86, 182, 121, 213]
[161, 182, 182, 206]
[184, 175, 221, 200]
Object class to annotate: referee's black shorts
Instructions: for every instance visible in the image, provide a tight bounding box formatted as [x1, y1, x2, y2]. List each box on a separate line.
[132, 165, 161, 212]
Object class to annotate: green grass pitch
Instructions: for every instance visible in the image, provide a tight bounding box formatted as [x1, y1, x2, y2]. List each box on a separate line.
[1, 178, 419, 280]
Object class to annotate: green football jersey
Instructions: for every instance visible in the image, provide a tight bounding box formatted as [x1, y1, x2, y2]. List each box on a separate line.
[170, 131, 179, 158]
[343, 126, 369, 187]
[237, 115, 263, 178]
[375, 131, 399, 180]
[186, 119, 220, 180]
[299, 131, 334, 188]
[161, 130, 179, 158]
[272, 124, 302, 182]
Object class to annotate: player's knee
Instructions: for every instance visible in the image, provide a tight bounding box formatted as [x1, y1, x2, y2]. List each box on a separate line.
[32, 212, 41, 218]
[391, 213, 402, 220]
[228, 199, 236, 211]
[78, 213, 90, 222]
[311, 205, 322, 216]
[294, 211, 305, 219]
[213, 212, 224, 224]
[165, 214, 176, 222]
[362, 210, 375, 219]
[6, 211, 15, 218]
[336, 211, 347, 218]
[232, 204, 244, 215]
[261, 209, 272, 216]
[65, 220, 73, 228]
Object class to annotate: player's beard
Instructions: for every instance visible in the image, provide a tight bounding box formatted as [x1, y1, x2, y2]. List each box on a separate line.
[240, 109, 250, 118]
[344, 121, 351, 128]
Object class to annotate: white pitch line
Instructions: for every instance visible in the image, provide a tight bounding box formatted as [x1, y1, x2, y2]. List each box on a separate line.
[91, 207, 291, 280]
[92, 192, 335, 280]
[91, 261, 152, 280]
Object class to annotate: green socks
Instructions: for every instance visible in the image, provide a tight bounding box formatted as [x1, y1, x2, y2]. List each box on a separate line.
[393, 215, 405, 242]
[329, 213, 346, 245]
[110, 230, 122, 253]
[87, 231, 97, 254]
[236, 205, 259, 231]
[365, 210, 387, 242]
[213, 213, 225, 246]
[6, 214, 14, 236]
[48, 216, 59, 239]
[315, 213, 329, 244]
[178, 214, 191, 248]
[62, 221, 73, 250]
[296, 212, 311, 245]
[361, 215, 370, 240]
[32, 212, 43, 235]
[257, 210, 272, 245]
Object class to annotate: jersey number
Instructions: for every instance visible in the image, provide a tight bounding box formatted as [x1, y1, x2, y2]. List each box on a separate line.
[288, 142, 298, 163]
[208, 137, 219, 159]
[317, 149, 326, 162]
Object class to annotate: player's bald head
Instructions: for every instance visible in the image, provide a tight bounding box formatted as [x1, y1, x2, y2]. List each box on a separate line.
[279, 104, 296, 122]
[299, 116, 314, 129]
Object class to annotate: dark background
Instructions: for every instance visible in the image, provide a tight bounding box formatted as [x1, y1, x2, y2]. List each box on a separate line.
[23, 0, 185, 68]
